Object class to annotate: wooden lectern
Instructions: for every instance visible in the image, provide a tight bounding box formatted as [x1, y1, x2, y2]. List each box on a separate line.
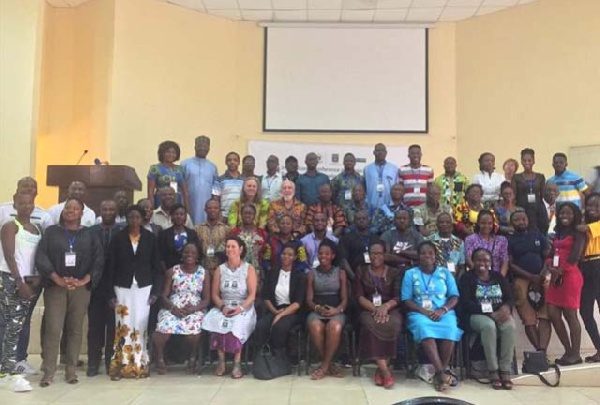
[47, 165, 142, 215]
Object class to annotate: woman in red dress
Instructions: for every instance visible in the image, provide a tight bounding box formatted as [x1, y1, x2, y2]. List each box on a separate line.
[544, 202, 586, 365]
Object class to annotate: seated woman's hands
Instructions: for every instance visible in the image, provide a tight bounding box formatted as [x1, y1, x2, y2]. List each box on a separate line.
[222, 305, 244, 317]
[373, 305, 389, 324]
[427, 309, 446, 322]
[490, 305, 511, 324]
[171, 305, 186, 318]
[316, 305, 341, 318]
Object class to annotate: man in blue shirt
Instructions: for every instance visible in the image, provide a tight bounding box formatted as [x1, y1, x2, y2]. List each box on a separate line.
[364, 143, 399, 211]
[547, 152, 589, 208]
[181, 135, 218, 225]
[295, 152, 330, 206]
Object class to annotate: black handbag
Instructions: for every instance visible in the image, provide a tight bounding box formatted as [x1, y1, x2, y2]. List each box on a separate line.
[252, 344, 291, 380]
[522, 351, 561, 387]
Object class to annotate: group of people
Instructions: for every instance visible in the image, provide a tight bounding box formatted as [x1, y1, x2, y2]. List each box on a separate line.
[0, 138, 599, 394]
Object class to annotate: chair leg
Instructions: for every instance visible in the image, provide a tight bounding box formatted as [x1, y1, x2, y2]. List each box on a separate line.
[305, 332, 311, 376]
[297, 330, 302, 377]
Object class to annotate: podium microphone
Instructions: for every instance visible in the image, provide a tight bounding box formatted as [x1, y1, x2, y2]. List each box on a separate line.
[76, 150, 89, 165]
[94, 158, 101, 165]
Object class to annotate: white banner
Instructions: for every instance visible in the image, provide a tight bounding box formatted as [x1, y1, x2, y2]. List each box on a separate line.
[248, 140, 409, 178]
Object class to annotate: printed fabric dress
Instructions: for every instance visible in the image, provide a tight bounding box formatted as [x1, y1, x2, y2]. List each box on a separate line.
[147, 163, 186, 207]
[401, 266, 463, 343]
[156, 265, 206, 335]
[202, 262, 257, 352]
[545, 234, 583, 310]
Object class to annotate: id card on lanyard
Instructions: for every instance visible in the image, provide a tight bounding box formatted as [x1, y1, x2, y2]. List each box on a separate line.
[65, 231, 77, 267]
[421, 271, 434, 310]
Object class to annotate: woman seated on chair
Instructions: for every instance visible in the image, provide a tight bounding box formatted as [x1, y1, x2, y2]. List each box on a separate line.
[201, 236, 257, 379]
[459, 248, 515, 390]
[306, 239, 348, 380]
[401, 240, 463, 392]
[354, 240, 402, 389]
[254, 242, 306, 353]
[153, 243, 211, 375]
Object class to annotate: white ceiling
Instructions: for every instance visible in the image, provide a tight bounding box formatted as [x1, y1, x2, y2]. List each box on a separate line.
[46, 0, 539, 22]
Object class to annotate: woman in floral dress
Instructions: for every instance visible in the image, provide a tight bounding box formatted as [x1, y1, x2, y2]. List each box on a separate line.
[153, 243, 210, 374]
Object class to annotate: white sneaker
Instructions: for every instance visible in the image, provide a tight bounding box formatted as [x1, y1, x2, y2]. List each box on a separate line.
[14, 360, 39, 376]
[11, 375, 33, 392]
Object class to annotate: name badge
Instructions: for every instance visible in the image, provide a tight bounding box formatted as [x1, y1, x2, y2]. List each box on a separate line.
[552, 255, 560, 267]
[527, 193, 536, 203]
[65, 252, 77, 267]
[481, 301, 493, 314]
[414, 217, 424, 226]
[422, 299, 433, 310]
[373, 293, 382, 307]
[376, 182, 384, 193]
[221, 319, 230, 329]
[312, 258, 320, 269]
[326, 225, 333, 234]
[363, 251, 371, 264]
[414, 187, 421, 195]
[344, 190, 352, 200]
[447, 262, 456, 273]
[207, 245, 215, 257]
[170, 181, 178, 193]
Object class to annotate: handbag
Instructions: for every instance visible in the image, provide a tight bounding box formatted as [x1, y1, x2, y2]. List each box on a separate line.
[252, 344, 291, 380]
[522, 351, 561, 387]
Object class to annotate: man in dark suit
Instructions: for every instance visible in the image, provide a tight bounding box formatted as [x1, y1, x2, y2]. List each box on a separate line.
[87, 199, 123, 376]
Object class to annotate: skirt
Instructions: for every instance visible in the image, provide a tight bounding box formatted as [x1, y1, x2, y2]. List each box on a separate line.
[306, 311, 346, 325]
[109, 284, 151, 379]
[202, 306, 257, 344]
[406, 310, 463, 344]
[359, 309, 402, 360]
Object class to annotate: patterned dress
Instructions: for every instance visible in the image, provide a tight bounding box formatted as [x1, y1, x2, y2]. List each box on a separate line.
[147, 163, 186, 207]
[156, 265, 206, 335]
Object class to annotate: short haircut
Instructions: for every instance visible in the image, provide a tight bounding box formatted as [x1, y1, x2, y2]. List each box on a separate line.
[157, 141, 181, 162]
[553, 152, 568, 161]
[408, 144, 421, 151]
[126, 204, 146, 218]
[285, 155, 298, 164]
[226, 151, 240, 160]
[520, 148, 535, 158]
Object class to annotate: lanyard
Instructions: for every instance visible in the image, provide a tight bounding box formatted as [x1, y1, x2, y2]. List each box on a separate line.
[65, 229, 77, 251]
[420, 270, 435, 296]
[376, 164, 384, 180]
[369, 271, 384, 294]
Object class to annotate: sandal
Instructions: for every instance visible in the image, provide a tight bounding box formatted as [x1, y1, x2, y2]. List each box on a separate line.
[231, 362, 243, 379]
[39, 374, 53, 388]
[500, 371, 513, 390]
[156, 359, 167, 375]
[214, 362, 226, 377]
[585, 352, 600, 363]
[445, 369, 458, 387]
[434, 370, 450, 392]
[490, 371, 503, 390]
[310, 367, 327, 380]
[65, 367, 79, 384]
[327, 364, 345, 378]
[187, 358, 197, 374]
[555, 356, 583, 366]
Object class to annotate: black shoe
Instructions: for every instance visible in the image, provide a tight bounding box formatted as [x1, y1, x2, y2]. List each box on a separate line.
[86, 368, 99, 377]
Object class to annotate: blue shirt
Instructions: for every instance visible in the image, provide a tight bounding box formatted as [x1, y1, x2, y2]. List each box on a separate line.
[401, 266, 459, 308]
[364, 161, 399, 210]
[295, 172, 330, 206]
[547, 169, 588, 208]
[216, 173, 244, 219]
[300, 232, 339, 273]
[181, 157, 218, 224]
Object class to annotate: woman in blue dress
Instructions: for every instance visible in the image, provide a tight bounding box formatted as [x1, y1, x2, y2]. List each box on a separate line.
[147, 140, 189, 209]
[401, 240, 463, 392]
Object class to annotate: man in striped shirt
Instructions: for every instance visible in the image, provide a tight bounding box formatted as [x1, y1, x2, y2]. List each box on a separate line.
[547, 152, 589, 208]
[397, 144, 434, 207]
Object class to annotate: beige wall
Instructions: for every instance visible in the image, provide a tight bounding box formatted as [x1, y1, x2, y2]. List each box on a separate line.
[0, 0, 46, 202]
[107, 0, 457, 202]
[456, 0, 600, 178]
[35, 0, 115, 208]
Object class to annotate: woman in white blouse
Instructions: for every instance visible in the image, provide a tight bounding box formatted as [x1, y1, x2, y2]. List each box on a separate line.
[472, 152, 505, 209]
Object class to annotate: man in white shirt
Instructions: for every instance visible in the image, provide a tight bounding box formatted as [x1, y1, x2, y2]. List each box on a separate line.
[543, 182, 560, 238]
[0, 177, 52, 230]
[47, 181, 96, 227]
[150, 186, 193, 229]
[261, 155, 283, 203]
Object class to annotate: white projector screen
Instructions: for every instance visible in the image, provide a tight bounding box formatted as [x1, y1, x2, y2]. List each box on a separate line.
[263, 26, 428, 133]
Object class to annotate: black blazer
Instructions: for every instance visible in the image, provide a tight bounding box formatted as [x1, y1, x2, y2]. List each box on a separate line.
[261, 268, 306, 308]
[107, 227, 161, 298]
[157, 226, 201, 270]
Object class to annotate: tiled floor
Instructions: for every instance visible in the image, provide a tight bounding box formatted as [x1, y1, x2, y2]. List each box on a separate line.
[1, 358, 599, 405]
